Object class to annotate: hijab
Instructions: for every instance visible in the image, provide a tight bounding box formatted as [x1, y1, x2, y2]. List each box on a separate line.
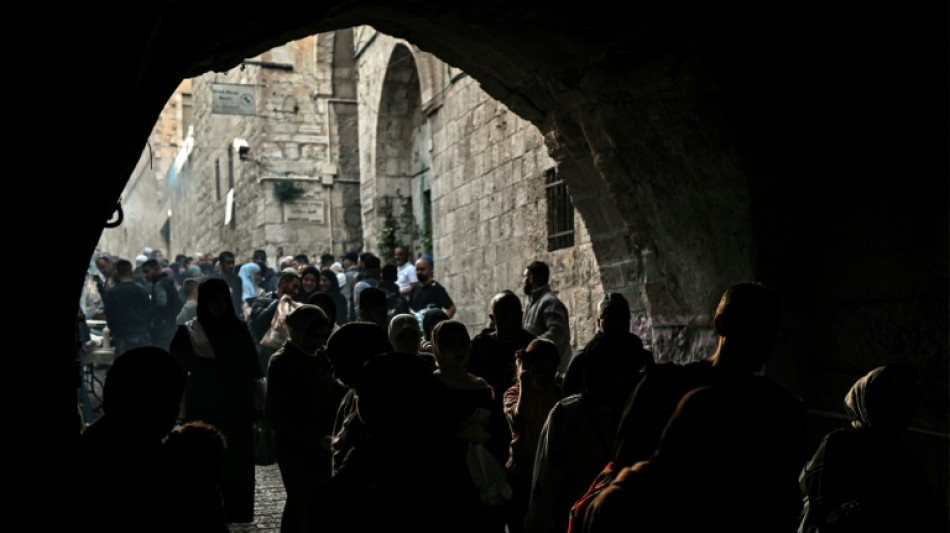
[285, 304, 331, 355]
[195, 277, 255, 367]
[238, 262, 261, 302]
[844, 364, 919, 434]
[296, 265, 321, 303]
[319, 269, 343, 295]
[388, 313, 422, 354]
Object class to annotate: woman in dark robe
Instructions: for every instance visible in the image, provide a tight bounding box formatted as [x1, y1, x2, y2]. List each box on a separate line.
[294, 266, 321, 304]
[265, 305, 344, 533]
[316, 269, 348, 326]
[798, 364, 945, 533]
[169, 277, 263, 525]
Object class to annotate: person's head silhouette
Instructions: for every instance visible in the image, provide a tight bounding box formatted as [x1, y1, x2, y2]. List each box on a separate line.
[710, 282, 782, 372]
[102, 346, 185, 438]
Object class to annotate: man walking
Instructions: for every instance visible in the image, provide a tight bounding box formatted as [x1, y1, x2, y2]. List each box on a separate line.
[351, 254, 382, 321]
[394, 245, 418, 296]
[521, 260, 572, 380]
[254, 249, 278, 293]
[104, 259, 152, 357]
[211, 250, 244, 317]
[341, 251, 360, 321]
[408, 254, 456, 319]
[141, 258, 183, 351]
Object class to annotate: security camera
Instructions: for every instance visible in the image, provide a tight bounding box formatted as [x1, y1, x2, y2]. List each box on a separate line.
[233, 138, 250, 159]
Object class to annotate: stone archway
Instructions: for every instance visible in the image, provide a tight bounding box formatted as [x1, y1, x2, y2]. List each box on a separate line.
[39, 5, 949, 520]
[366, 43, 428, 263]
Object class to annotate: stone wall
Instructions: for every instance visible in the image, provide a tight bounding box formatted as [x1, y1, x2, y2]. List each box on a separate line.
[98, 28, 658, 352]
[100, 35, 362, 267]
[355, 31, 605, 348]
[98, 80, 192, 261]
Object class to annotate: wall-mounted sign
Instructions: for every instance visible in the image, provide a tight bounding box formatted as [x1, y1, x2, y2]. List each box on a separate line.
[224, 188, 235, 225]
[212, 83, 256, 116]
[284, 201, 325, 223]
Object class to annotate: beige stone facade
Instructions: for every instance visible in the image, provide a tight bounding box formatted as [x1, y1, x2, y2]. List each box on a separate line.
[98, 27, 614, 351]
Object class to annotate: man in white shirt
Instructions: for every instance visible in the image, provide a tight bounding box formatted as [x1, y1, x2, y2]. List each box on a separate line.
[394, 245, 419, 296]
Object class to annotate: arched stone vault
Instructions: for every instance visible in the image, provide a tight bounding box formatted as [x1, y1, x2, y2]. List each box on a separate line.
[33, 1, 947, 518]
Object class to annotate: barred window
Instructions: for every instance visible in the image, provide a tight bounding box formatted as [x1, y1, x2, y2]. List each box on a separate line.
[545, 168, 574, 251]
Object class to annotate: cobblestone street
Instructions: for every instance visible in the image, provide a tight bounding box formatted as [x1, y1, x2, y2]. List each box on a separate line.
[234, 463, 285, 532]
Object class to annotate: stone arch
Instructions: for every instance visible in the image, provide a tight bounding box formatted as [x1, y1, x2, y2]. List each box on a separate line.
[364, 42, 430, 263]
[45, 9, 948, 515]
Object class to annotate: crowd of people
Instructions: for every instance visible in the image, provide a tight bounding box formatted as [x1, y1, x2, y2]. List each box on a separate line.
[75, 245, 946, 532]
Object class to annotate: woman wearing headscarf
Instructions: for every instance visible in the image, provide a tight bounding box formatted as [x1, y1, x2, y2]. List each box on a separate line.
[388, 312, 436, 372]
[169, 277, 263, 526]
[316, 268, 348, 326]
[798, 364, 945, 533]
[237, 261, 263, 319]
[294, 265, 320, 304]
[265, 305, 344, 533]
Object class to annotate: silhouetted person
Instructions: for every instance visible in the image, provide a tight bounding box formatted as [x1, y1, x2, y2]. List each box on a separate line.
[169, 277, 263, 526]
[265, 305, 344, 533]
[380, 262, 410, 320]
[308, 291, 341, 332]
[798, 364, 945, 533]
[79, 346, 185, 532]
[504, 338, 563, 533]
[388, 312, 437, 372]
[469, 290, 537, 422]
[432, 319, 509, 533]
[326, 321, 393, 475]
[587, 282, 805, 533]
[357, 286, 389, 330]
[419, 306, 450, 354]
[576, 385, 795, 533]
[562, 293, 653, 396]
[164, 420, 229, 533]
[525, 310, 650, 533]
[308, 351, 467, 533]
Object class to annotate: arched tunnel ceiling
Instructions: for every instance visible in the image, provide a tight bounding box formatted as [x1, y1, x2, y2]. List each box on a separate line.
[93, 1, 746, 206]
[75, 0, 946, 344]
[21, 1, 948, 518]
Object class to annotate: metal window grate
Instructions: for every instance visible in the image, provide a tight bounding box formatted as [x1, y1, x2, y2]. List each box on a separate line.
[545, 168, 574, 251]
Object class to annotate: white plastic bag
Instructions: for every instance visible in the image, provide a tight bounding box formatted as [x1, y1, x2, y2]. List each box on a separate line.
[467, 441, 513, 507]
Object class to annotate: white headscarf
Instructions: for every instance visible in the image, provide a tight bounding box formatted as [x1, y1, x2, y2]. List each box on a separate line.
[238, 262, 261, 301]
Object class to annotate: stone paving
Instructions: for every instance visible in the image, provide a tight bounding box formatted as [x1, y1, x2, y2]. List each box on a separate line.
[230, 463, 286, 532]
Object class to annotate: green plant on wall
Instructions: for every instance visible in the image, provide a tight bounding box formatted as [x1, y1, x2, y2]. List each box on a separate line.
[377, 192, 428, 263]
[418, 222, 432, 255]
[273, 179, 305, 203]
